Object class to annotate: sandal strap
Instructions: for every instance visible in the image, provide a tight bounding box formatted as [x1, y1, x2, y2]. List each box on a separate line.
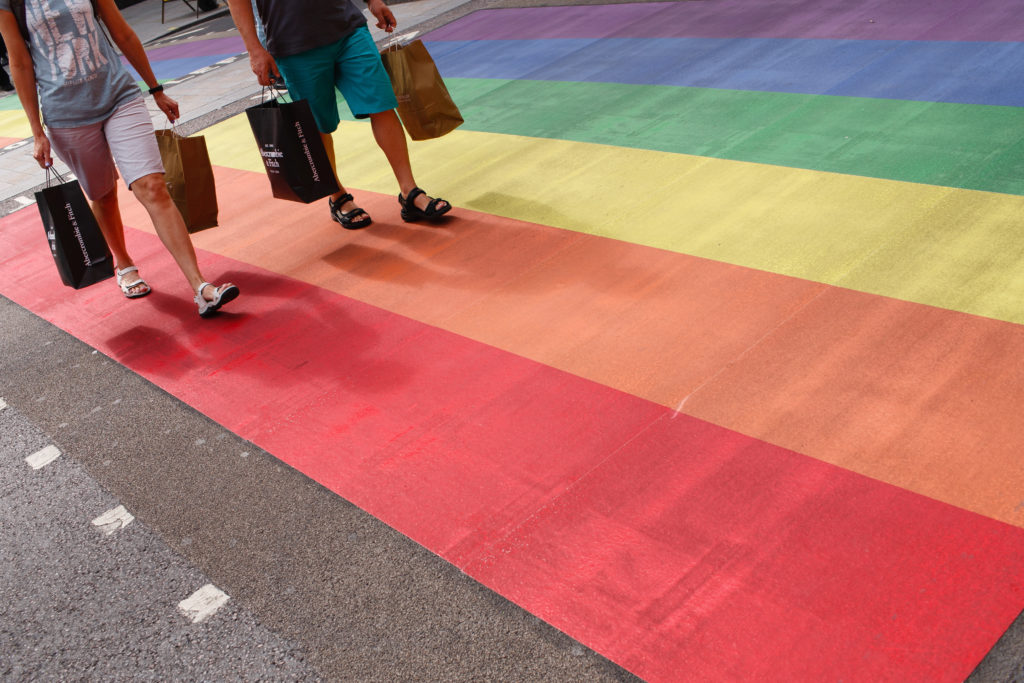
[331, 193, 354, 207]
[196, 281, 214, 297]
[340, 206, 368, 219]
[402, 187, 425, 206]
[116, 265, 139, 279]
[425, 197, 448, 214]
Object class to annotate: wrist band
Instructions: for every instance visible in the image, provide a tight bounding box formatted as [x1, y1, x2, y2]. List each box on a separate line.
[148, 84, 164, 95]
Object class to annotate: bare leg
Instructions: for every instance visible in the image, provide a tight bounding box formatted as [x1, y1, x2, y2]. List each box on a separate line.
[130, 173, 229, 302]
[90, 184, 147, 296]
[368, 110, 448, 213]
[368, 110, 415, 195]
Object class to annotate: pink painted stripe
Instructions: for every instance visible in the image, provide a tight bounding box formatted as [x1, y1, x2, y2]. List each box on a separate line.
[144, 36, 245, 61]
[1, 209, 1022, 681]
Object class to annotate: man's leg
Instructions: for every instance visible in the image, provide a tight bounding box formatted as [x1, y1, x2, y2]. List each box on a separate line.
[334, 25, 449, 215]
[275, 42, 372, 227]
[319, 131, 357, 211]
[368, 109, 449, 214]
[367, 109, 414, 195]
[319, 131, 372, 229]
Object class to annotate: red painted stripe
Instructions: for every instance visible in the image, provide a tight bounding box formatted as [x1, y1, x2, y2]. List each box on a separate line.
[1, 208, 1022, 681]
[467, 415, 1024, 681]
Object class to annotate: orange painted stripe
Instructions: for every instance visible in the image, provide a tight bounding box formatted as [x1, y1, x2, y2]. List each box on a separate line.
[122, 167, 1024, 528]
[682, 288, 1024, 523]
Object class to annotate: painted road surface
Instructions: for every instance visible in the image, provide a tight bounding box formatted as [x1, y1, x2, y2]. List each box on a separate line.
[1, 1, 1023, 681]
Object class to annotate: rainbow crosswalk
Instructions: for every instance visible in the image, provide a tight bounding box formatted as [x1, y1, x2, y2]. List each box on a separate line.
[1, 3, 1023, 680]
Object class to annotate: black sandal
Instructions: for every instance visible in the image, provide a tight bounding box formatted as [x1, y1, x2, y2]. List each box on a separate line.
[399, 187, 451, 223]
[329, 193, 372, 230]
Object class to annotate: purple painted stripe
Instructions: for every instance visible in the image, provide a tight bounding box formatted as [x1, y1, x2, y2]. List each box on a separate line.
[143, 36, 246, 62]
[423, 1, 1024, 43]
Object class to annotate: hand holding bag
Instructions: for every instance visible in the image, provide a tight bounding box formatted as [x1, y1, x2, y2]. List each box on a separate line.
[381, 39, 463, 141]
[244, 87, 340, 203]
[34, 167, 114, 289]
[155, 125, 219, 233]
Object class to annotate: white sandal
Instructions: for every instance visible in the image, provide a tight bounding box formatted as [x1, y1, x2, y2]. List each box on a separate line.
[115, 266, 151, 299]
[194, 281, 240, 318]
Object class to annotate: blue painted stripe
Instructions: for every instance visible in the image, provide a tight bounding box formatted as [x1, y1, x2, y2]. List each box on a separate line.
[428, 38, 1024, 106]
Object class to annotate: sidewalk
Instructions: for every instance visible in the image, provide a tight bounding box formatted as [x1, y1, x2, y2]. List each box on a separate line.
[0, 0, 472, 214]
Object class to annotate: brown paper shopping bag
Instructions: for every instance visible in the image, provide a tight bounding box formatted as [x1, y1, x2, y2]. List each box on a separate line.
[155, 128, 218, 233]
[381, 39, 463, 141]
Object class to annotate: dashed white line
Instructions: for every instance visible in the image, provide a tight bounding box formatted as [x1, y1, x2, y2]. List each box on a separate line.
[13, 196, 35, 207]
[91, 505, 135, 535]
[178, 584, 230, 623]
[25, 444, 61, 469]
[0, 398, 6, 411]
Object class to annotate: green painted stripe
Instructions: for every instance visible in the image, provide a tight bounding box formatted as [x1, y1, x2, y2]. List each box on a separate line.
[439, 78, 1024, 197]
[0, 95, 23, 112]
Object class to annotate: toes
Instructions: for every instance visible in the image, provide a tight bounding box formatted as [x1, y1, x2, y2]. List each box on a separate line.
[124, 278, 147, 294]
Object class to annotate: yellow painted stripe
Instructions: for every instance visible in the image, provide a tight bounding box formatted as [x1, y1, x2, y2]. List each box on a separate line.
[0, 109, 32, 142]
[206, 116, 1024, 325]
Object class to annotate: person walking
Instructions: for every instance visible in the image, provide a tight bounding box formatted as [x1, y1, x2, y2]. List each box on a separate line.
[0, 0, 239, 317]
[226, 0, 451, 230]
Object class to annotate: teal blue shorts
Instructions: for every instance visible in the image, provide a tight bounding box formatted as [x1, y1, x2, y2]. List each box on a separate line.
[275, 25, 397, 134]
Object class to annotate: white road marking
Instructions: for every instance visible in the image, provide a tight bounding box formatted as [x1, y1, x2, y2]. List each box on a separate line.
[13, 196, 35, 207]
[0, 398, 6, 411]
[25, 445, 61, 469]
[178, 584, 230, 623]
[91, 505, 135, 535]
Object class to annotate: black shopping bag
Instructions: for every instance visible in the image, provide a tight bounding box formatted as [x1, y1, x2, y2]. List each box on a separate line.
[245, 93, 339, 203]
[155, 128, 219, 233]
[34, 169, 114, 289]
[381, 39, 463, 141]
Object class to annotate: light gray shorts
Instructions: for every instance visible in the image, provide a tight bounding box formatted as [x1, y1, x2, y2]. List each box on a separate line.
[47, 97, 165, 200]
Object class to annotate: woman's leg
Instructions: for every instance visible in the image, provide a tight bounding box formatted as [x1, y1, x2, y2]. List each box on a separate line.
[100, 98, 233, 305]
[47, 116, 154, 295]
[90, 184, 129, 265]
[129, 172, 227, 301]
[89, 184, 148, 296]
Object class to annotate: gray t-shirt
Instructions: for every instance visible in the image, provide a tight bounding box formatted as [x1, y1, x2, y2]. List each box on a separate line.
[254, 0, 366, 58]
[0, 0, 141, 127]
